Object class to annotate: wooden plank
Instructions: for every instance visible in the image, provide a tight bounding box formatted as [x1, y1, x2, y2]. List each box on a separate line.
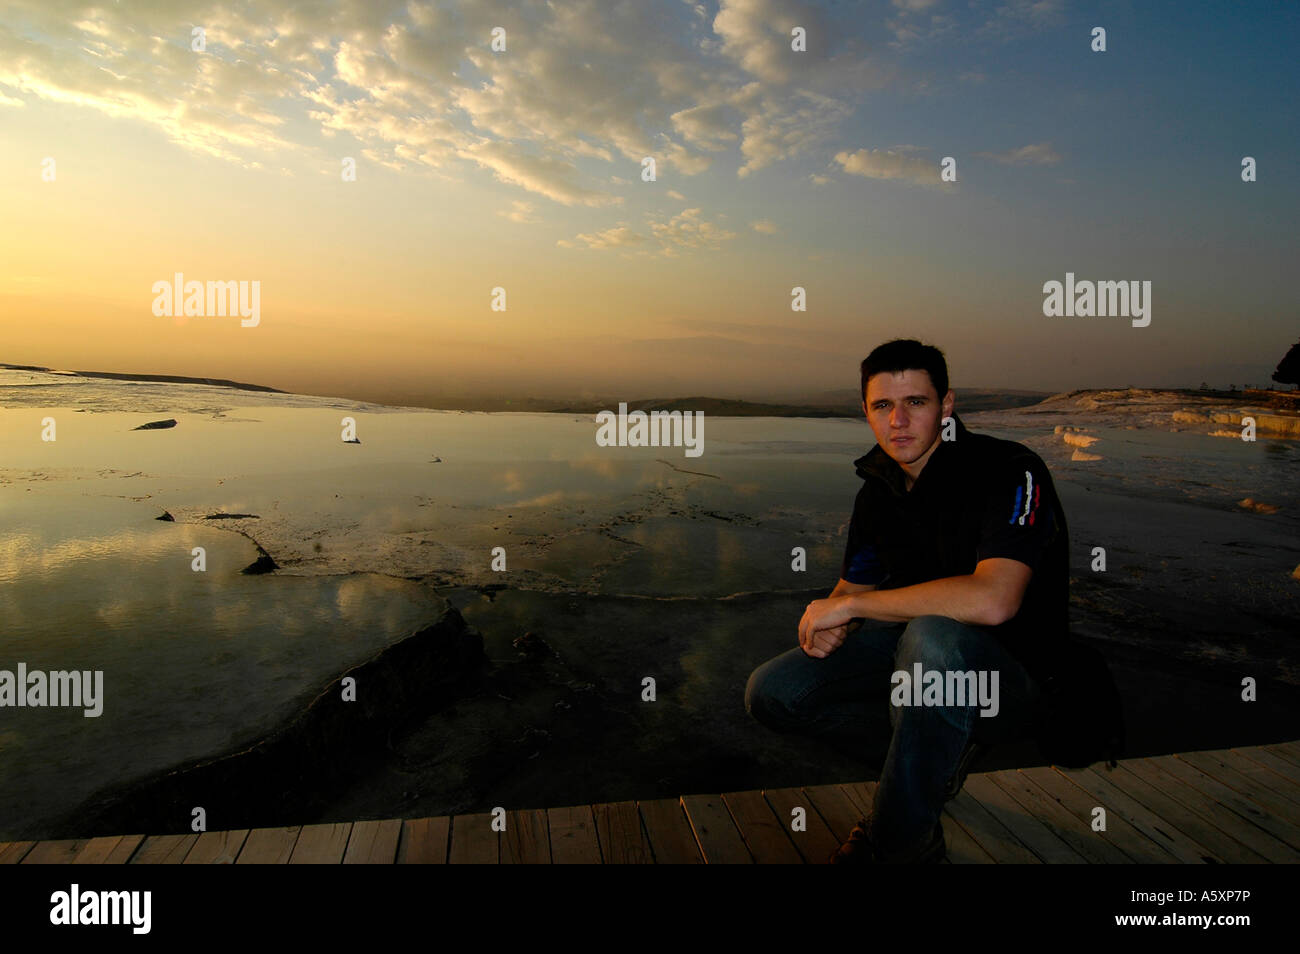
[1235, 745, 1300, 788]
[592, 801, 650, 864]
[944, 790, 1041, 863]
[397, 817, 449, 864]
[987, 770, 1133, 864]
[1051, 765, 1217, 863]
[343, 819, 402, 864]
[802, 783, 867, 843]
[0, 842, 35, 864]
[720, 790, 802, 864]
[448, 812, 498, 864]
[1179, 750, 1300, 813]
[547, 805, 602, 864]
[102, 835, 144, 864]
[1152, 754, 1300, 850]
[235, 826, 300, 864]
[837, 781, 877, 818]
[501, 809, 551, 864]
[939, 811, 995, 864]
[1121, 757, 1297, 863]
[21, 840, 88, 864]
[762, 787, 840, 864]
[963, 774, 1089, 863]
[1019, 765, 1178, 864]
[130, 834, 197, 864]
[639, 797, 702, 864]
[288, 822, 351, 864]
[70, 836, 134, 865]
[1262, 741, 1300, 769]
[1101, 764, 1267, 864]
[1206, 750, 1300, 808]
[185, 829, 249, 864]
[681, 794, 752, 864]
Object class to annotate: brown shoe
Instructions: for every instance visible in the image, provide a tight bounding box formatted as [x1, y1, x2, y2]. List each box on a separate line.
[829, 817, 946, 864]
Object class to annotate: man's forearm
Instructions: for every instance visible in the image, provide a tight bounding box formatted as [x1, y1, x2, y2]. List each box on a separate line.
[843, 575, 1002, 627]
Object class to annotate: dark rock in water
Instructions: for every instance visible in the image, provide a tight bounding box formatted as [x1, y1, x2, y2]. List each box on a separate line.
[204, 512, 259, 519]
[478, 582, 507, 602]
[241, 552, 278, 575]
[50, 605, 486, 839]
[513, 631, 552, 659]
[132, 419, 177, 430]
[156, 511, 175, 522]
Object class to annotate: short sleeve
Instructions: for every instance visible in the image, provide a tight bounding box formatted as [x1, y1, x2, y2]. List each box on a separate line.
[976, 455, 1058, 570]
[840, 487, 888, 585]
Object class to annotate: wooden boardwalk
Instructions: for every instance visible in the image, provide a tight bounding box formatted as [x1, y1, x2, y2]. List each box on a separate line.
[5, 741, 1300, 864]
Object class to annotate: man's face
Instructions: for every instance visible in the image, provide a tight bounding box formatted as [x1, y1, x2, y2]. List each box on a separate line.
[861, 369, 954, 470]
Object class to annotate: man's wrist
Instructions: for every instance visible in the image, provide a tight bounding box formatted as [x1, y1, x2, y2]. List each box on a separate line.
[842, 590, 872, 620]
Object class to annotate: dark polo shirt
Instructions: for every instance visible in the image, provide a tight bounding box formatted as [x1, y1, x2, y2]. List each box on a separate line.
[840, 414, 1070, 682]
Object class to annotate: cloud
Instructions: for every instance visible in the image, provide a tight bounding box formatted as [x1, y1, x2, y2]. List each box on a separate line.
[0, 0, 895, 200]
[499, 199, 539, 224]
[751, 219, 778, 234]
[560, 208, 737, 256]
[834, 147, 944, 187]
[976, 0, 1065, 40]
[458, 139, 622, 207]
[558, 224, 647, 250]
[975, 142, 1062, 165]
[670, 103, 740, 151]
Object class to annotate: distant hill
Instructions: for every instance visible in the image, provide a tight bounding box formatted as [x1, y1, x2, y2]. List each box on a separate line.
[0, 363, 284, 394]
[546, 396, 851, 418]
[547, 389, 1054, 418]
[780, 387, 1054, 414]
[1, 362, 1056, 415]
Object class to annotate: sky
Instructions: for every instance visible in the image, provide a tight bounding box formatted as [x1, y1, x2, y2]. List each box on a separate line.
[0, 0, 1297, 407]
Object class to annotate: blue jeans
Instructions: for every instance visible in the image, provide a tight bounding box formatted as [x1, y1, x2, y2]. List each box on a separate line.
[744, 615, 1046, 853]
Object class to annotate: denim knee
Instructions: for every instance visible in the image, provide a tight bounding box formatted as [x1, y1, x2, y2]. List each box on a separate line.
[744, 655, 803, 731]
[894, 614, 982, 672]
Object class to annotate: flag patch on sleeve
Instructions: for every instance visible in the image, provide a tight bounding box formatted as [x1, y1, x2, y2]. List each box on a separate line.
[1007, 470, 1040, 526]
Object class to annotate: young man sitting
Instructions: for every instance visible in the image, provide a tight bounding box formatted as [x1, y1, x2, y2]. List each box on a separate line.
[744, 338, 1070, 864]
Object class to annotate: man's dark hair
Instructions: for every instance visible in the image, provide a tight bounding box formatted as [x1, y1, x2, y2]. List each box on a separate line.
[860, 339, 950, 403]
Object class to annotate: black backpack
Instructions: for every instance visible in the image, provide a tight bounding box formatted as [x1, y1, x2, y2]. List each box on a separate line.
[1034, 636, 1126, 770]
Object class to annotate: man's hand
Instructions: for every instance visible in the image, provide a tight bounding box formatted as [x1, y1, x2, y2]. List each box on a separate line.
[798, 596, 856, 658]
[802, 622, 849, 658]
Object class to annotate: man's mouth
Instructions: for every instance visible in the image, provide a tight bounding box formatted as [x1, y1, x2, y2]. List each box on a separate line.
[891, 436, 913, 444]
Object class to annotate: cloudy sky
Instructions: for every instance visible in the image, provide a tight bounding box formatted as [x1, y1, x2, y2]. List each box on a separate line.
[1, 0, 1296, 406]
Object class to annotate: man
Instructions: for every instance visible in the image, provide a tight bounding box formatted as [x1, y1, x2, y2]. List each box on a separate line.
[744, 338, 1070, 863]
